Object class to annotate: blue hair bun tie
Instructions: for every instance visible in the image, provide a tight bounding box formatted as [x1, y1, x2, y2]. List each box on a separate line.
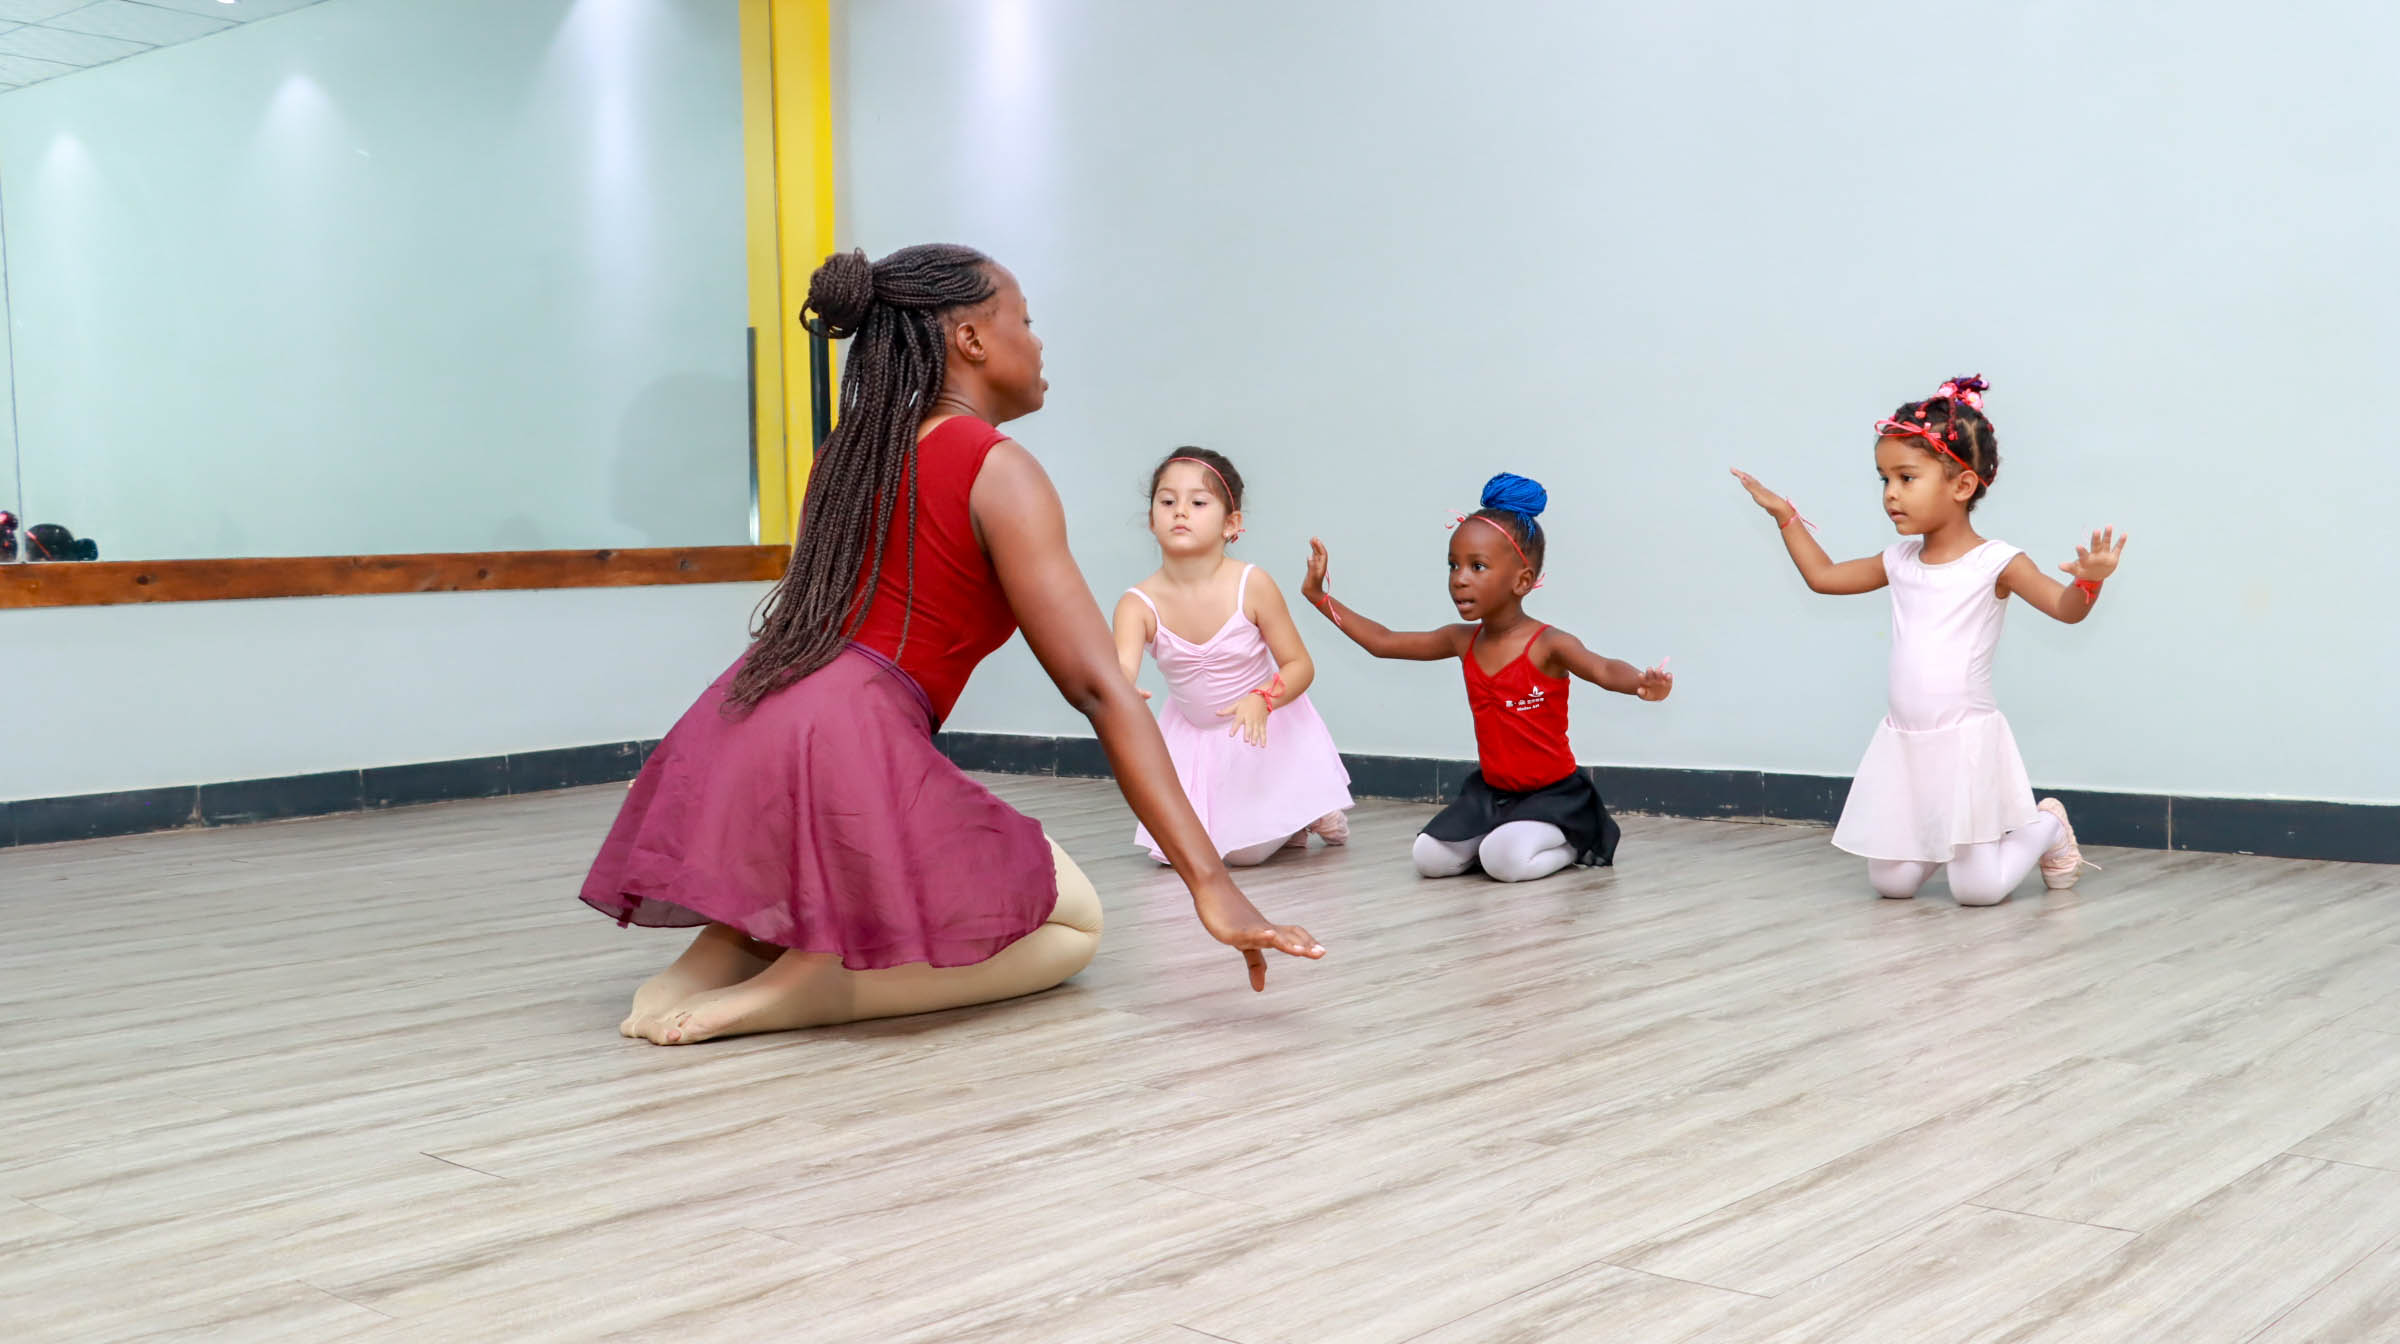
[1480, 472, 1548, 533]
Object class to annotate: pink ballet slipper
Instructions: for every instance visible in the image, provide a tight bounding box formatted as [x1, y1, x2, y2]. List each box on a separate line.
[2037, 798, 2098, 889]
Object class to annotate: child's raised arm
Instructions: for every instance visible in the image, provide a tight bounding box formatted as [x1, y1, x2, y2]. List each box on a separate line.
[1732, 469, 1888, 596]
[1999, 527, 2126, 625]
[1537, 629, 1673, 701]
[1300, 537, 1468, 662]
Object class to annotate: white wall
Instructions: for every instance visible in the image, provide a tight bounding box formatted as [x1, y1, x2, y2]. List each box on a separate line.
[839, 0, 2399, 805]
[3, 583, 766, 802]
[0, 0, 750, 561]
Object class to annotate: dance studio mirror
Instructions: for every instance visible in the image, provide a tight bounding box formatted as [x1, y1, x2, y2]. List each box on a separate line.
[0, 0, 759, 570]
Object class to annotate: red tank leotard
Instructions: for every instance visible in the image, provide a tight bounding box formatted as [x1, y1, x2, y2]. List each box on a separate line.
[844, 416, 1019, 724]
[1462, 624, 1578, 793]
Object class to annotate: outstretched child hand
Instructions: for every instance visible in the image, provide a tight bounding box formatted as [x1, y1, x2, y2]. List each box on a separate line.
[1302, 537, 1331, 605]
[2059, 527, 2128, 584]
[1218, 693, 1271, 747]
[1636, 662, 1674, 702]
[1729, 469, 1796, 525]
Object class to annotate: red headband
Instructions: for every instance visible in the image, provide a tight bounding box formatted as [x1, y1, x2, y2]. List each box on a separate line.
[1166, 458, 1238, 506]
[1448, 513, 1545, 589]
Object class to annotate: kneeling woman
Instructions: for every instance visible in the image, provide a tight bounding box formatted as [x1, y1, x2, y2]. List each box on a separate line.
[582, 245, 1323, 1045]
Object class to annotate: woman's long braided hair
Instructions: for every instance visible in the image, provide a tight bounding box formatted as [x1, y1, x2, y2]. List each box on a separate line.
[726, 245, 999, 710]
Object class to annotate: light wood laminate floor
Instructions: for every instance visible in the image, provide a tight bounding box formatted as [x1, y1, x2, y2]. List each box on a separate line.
[4, 778, 2397, 1342]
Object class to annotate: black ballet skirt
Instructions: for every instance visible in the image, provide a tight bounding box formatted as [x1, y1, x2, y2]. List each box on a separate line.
[1421, 769, 1620, 868]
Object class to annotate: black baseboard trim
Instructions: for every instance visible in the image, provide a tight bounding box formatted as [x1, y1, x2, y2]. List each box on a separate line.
[2, 740, 661, 848]
[5, 733, 2391, 866]
[932, 732, 2398, 866]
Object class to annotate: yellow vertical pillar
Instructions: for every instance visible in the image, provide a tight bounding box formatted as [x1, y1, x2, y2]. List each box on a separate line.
[738, 0, 789, 544]
[739, 0, 837, 547]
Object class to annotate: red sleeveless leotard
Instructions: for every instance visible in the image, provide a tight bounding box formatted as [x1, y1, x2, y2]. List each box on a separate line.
[1462, 624, 1578, 793]
[845, 416, 1019, 724]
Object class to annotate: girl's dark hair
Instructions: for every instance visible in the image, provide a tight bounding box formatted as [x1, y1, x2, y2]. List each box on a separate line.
[1467, 471, 1548, 574]
[728, 244, 999, 709]
[1147, 447, 1245, 514]
[1883, 375, 2001, 510]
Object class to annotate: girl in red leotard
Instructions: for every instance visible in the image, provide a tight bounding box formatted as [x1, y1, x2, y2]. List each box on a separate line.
[1300, 473, 1673, 883]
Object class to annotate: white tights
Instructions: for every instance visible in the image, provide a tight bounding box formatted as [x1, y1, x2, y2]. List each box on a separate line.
[1413, 822, 1576, 884]
[1224, 833, 1300, 868]
[1149, 832, 1304, 870]
[1867, 812, 2064, 907]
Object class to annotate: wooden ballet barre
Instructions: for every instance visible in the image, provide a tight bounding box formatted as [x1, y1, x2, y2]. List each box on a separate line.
[0, 544, 789, 609]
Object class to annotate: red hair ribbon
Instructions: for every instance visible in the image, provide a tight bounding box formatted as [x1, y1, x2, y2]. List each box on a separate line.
[1873, 415, 1977, 476]
[1873, 375, 1985, 477]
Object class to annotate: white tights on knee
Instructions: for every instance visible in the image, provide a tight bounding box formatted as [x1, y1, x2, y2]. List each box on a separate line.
[1224, 834, 1298, 868]
[1414, 832, 1479, 877]
[1413, 822, 1576, 883]
[1867, 812, 2064, 906]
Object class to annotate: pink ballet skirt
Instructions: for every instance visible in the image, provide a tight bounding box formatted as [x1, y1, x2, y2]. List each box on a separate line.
[1128, 565, 1353, 862]
[579, 645, 1058, 971]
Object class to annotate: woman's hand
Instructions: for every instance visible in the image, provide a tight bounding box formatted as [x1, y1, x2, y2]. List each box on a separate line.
[1192, 875, 1324, 991]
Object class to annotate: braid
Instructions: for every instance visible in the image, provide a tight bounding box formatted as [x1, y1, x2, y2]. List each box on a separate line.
[727, 245, 998, 710]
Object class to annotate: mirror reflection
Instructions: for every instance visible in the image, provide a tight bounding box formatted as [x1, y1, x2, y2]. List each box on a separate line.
[0, 0, 756, 564]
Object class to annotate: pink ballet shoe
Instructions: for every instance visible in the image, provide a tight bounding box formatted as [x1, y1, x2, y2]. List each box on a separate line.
[2037, 798, 2097, 889]
[1281, 830, 1309, 851]
[1307, 810, 1350, 846]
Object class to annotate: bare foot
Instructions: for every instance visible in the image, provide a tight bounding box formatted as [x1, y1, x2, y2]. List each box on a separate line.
[649, 949, 843, 1045]
[619, 925, 773, 1038]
